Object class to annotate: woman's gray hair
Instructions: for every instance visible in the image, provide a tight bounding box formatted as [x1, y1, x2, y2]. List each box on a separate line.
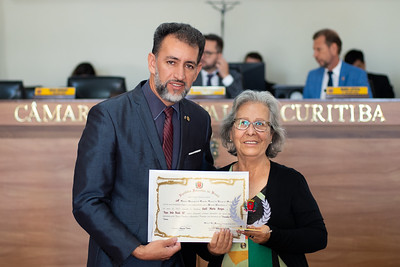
[220, 90, 286, 158]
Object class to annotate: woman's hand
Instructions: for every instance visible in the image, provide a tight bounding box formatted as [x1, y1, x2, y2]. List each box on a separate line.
[207, 228, 233, 255]
[240, 225, 272, 244]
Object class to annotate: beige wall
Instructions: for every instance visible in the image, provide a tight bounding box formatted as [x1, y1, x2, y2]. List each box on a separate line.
[0, 0, 6, 78]
[1, 0, 399, 96]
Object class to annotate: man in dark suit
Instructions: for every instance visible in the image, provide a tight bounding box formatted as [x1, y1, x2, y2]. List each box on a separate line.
[73, 22, 231, 267]
[303, 29, 371, 99]
[344, 49, 395, 98]
[192, 34, 243, 98]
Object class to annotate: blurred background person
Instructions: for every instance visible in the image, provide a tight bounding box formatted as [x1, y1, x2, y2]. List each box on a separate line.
[244, 51, 275, 96]
[192, 34, 243, 98]
[303, 29, 371, 99]
[71, 62, 96, 77]
[344, 49, 395, 98]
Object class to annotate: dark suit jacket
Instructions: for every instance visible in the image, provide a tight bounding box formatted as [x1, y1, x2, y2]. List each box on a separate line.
[73, 80, 214, 267]
[192, 69, 243, 98]
[303, 61, 372, 99]
[368, 72, 395, 98]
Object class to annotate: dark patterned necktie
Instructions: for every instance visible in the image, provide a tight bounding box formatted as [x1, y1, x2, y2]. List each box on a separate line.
[207, 74, 213, 86]
[327, 71, 333, 87]
[162, 107, 174, 170]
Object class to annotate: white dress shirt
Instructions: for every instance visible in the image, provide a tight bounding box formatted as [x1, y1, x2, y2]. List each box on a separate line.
[320, 60, 342, 99]
[200, 69, 233, 87]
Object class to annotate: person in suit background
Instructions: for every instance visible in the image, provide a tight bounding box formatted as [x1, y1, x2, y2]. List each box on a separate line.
[192, 34, 243, 98]
[344, 49, 395, 98]
[244, 51, 275, 96]
[71, 62, 96, 77]
[72, 22, 231, 267]
[303, 29, 371, 99]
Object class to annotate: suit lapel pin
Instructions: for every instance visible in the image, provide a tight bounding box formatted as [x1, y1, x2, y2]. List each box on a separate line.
[184, 115, 190, 122]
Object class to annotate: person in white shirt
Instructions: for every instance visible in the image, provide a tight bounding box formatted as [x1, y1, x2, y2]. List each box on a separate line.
[303, 29, 371, 99]
[192, 34, 243, 98]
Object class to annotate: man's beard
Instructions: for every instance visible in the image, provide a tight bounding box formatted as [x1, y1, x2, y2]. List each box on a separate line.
[154, 68, 190, 103]
[201, 58, 217, 71]
[202, 63, 215, 71]
[318, 60, 329, 68]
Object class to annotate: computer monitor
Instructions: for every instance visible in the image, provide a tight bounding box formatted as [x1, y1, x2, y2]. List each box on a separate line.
[67, 76, 127, 99]
[229, 62, 265, 91]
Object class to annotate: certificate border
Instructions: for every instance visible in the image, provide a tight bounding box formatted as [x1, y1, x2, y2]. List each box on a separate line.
[148, 170, 249, 242]
[154, 176, 247, 240]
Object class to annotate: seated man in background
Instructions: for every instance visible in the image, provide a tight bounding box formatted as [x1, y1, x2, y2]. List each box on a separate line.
[244, 51, 275, 95]
[344, 49, 395, 98]
[303, 29, 371, 99]
[192, 34, 243, 98]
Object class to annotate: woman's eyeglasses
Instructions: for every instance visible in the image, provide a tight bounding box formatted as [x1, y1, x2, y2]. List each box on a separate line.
[233, 119, 270, 132]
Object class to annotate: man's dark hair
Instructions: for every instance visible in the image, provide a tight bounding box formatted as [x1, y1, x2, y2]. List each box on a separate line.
[313, 29, 342, 54]
[204, 34, 224, 53]
[344, 49, 365, 65]
[244, 51, 263, 62]
[71, 62, 96, 77]
[152, 22, 205, 64]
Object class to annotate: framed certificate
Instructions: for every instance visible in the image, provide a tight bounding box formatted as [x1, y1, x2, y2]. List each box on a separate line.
[148, 170, 249, 243]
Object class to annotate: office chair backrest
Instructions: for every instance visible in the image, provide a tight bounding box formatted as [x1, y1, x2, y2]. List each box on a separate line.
[67, 76, 127, 99]
[273, 85, 304, 99]
[0, 81, 25, 99]
[24, 86, 36, 99]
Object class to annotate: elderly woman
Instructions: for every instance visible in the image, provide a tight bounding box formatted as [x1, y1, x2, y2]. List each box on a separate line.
[210, 90, 327, 266]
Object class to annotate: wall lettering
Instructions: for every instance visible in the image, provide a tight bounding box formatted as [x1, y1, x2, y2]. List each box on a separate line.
[13, 101, 386, 124]
[14, 101, 89, 123]
[280, 103, 385, 123]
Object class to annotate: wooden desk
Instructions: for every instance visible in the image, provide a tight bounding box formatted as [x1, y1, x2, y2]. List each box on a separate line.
[0, 99, 399, 267]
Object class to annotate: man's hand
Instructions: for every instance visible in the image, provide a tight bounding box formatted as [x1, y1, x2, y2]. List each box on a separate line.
[216, 55, 230, 78]
[132, 237, 181, 261]
[207, 228, 233, 255]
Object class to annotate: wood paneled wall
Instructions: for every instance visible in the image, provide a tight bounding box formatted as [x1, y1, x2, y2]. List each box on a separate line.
[0, 99, 399, 267]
